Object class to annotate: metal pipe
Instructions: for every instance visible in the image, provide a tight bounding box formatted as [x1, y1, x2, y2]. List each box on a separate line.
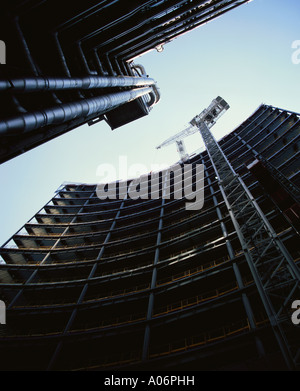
[149, 84, 160, 106]
[14, 16, 39, 76]
[132, 64, 147, 77]
[77, 41, 97, 75]
[0, 86, 153, 135]
[93, 49, 106, 76]
[105, 54, 116, 76]
[131, 63, 161, 107]
[59, 0, 156, 45]
[113, 57, 124, 76]
[54, 0, 120, 33]
[147, 92, 156, 108]
[115, 1, 249, 60]
[81, 0, 190, 52]
[119, 59, 130, 76]
[52, 32, 72, 77]
[0, 75, 156, 92]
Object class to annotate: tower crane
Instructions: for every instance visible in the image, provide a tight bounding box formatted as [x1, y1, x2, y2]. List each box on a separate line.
[156, 96, 300, 370]
[156, 96, 230, 161]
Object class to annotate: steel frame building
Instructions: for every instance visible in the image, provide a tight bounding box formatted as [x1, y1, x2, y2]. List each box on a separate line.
[0, 104, 299, 371]
[0, 0, 250, 164]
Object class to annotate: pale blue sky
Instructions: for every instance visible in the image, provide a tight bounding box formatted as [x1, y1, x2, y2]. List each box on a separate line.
[0, 0, 299, 246]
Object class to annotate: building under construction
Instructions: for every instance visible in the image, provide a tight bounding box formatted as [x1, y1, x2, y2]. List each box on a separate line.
[0, 102, 299, 371]
[0, 0, 250, 164]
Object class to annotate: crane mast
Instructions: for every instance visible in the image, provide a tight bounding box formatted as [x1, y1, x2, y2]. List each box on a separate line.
[156, 96, 300, 370]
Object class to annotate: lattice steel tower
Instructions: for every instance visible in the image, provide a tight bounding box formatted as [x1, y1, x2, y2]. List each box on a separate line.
[158, 97, 300, 370]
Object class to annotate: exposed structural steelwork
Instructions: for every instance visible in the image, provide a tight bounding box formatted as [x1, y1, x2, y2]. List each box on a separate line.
[0, 103, 299, 371]
[158, 97, 300, 369]
[0, 0, 251, 163]
[196, 101, 300, 371]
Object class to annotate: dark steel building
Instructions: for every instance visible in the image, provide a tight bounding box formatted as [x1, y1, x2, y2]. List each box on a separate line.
[0, 104, 299, 371]
[0, 0, 249, 164]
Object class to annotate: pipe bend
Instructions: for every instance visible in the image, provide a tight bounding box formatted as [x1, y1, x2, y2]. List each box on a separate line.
[132, 64, 147, 77]
[148, 84, 160, 107]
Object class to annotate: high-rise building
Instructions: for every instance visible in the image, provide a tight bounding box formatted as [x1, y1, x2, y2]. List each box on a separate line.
[0, 0, 250, 164]
[0, 103, 299, 371]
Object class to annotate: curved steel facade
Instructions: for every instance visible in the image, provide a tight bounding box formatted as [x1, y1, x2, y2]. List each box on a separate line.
[0, 104, 299, 370]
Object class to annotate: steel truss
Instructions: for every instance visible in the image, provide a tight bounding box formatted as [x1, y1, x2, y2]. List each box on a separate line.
[198, 121, 300, 370]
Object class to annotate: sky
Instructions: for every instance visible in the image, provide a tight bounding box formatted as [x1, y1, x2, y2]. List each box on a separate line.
[0, 0, 299, 247]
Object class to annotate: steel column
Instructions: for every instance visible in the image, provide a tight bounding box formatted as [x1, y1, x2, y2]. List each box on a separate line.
[142, 172, 168, 361]
[47, 187, 127, 370]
